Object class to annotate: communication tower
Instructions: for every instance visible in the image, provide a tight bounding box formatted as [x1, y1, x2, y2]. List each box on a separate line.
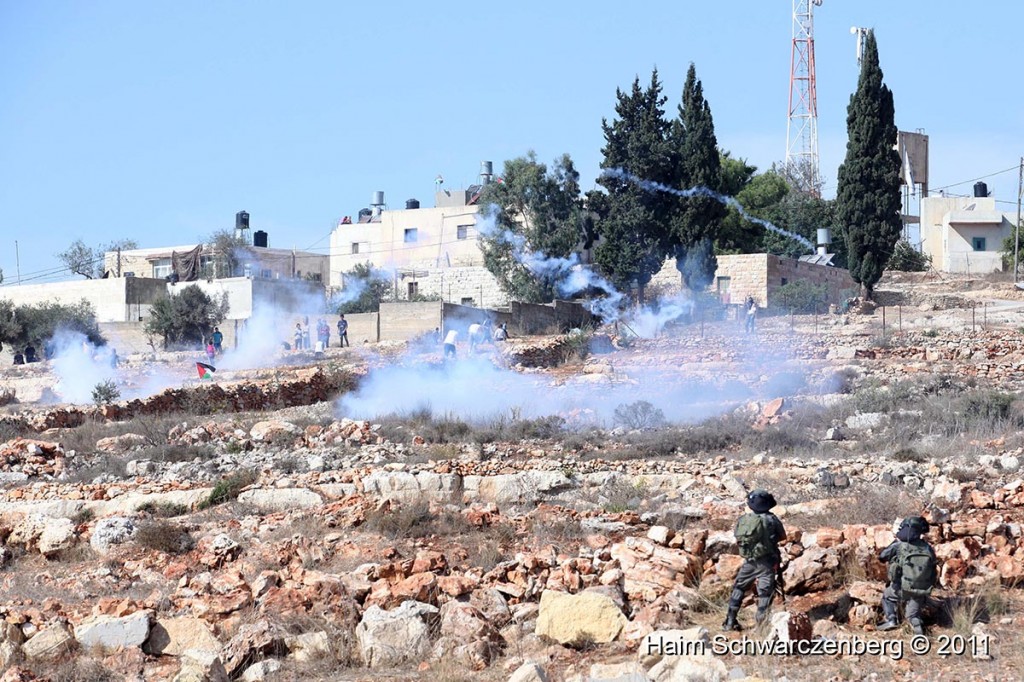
[786, 0, 822, 196]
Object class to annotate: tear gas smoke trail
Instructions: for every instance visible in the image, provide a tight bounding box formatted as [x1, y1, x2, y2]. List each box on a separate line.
[476, 210, 624, 321]
[602, 168, 816, 251]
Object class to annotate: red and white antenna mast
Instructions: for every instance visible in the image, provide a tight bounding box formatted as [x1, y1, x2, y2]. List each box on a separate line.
[786, 0, 822, 196]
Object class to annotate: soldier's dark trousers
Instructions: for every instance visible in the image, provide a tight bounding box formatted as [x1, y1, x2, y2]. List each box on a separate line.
[882, 584, 924, 629]
[726, 557, 777, 625]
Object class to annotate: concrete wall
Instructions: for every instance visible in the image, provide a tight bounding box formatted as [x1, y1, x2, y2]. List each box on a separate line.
[0, 277, 167, 323]
[379, 301, 443, 342]
[329, 205, 482, 287]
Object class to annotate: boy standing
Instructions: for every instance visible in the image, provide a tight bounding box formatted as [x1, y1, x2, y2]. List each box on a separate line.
[878, 516, 937, 635]
[337, 315, 350, 348]
[724, 489, 787, 631]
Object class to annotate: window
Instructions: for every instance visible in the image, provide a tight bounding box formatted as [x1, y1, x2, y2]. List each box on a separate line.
[716, 276, 731, 293]
[781, 278, 788, 286]
[461, 297, 475, 306]
[457, 225, 470, 240]
[351, 242, 359, 255]
[152, 258, 172, 278]
[408, 281, 419, 298]
[972, 237, 986, 251]
[404, 228, 419, 243]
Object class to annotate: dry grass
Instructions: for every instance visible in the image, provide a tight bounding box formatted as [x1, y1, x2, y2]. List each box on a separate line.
[135, 520, 194, 554]
[361, 501, 473, 541]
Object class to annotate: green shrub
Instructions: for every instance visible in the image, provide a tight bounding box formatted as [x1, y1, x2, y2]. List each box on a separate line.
[91, 380, 121, 406]
[887, 239, 931, 272]
[774, 281, 828, 313]
[199, 469, 257, 509]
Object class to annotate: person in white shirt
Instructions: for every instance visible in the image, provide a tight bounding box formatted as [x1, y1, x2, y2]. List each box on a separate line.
[468, 323, 482, 353]
[443, 329, 458, 359]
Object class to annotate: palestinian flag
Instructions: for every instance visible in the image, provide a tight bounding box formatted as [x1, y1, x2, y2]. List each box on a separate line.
[196, 362, 216, 380]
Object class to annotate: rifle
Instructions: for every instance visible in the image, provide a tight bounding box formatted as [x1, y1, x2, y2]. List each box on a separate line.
[774, 564, 786, 601]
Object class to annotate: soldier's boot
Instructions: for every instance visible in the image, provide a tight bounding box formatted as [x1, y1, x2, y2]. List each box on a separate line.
[908, 617, 925, 636]
[754, 596, 773, 626]
[722, 590, 744, 632]
[878, 596, 900, 631]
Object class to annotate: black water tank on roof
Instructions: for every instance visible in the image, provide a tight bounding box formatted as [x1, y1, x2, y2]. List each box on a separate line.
[406, 198, 420, 210]
[974, 181, 989, 198]
[253, 230, 268, 248]
[236, 211, 250, 230]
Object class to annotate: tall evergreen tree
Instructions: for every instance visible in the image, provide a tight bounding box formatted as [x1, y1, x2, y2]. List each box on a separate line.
[594, 70, 672, 302]
[835, 31, 902, 299]
[668, 64, 727, 290]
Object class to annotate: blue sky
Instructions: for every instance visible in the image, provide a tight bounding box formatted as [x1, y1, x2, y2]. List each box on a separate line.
[1, 1, 1021, 284]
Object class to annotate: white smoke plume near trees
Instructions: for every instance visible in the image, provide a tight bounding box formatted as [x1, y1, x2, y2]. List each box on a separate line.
[601, 168, 816, 251]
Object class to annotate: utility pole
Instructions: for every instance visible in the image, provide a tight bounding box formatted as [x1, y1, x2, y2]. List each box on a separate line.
[116, 247, 122, 277]
[1016, 156, 1023, 284]
[15, 241, 21, 284]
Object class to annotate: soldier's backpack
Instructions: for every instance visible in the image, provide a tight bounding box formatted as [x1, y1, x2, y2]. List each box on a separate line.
[899, 541, 937, 597]
[735, 513, 774, 560]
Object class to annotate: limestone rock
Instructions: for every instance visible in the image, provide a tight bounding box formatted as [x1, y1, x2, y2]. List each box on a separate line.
[90, 517, 136, 554]
[144, 617, 220, 656]
[249, 420, 300, 442]
[534, 590, 626, 645]
[284, 631, 331, 663]
[236, 488, 323, 511]
[96, 433, 148, 453]
[172, 648, 229, 682]
[240, 659, 282, 682]
[220, 622, 287, 678]
[508, 662, 550, 682]
[22, 622, 75, 661]
[355, 600, 438, 669]
[75, 610, 152, 651]
[37, 517, 76, 557]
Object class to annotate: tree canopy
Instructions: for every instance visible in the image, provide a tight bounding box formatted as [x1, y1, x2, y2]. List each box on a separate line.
[835, 30, 902, 298]
[336, 262, 392, 314]
[56, 238, 138, 279]
[145, 285, 229, 349]
[0, 299, 104, 353]
[668, 64, 727, 290]
[477, 152, 585, 302]
[593, 70, 673, 301]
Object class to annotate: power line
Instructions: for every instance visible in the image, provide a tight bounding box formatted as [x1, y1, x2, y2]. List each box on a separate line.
[933, 165, 1019, 192]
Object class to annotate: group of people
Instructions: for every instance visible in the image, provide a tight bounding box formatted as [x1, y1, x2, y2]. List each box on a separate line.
[435, 319, 509, 360]
[204, 328, 223, 364]
[291, 316, 350, 352]
[726, 489, 937, 636]
[11, 345, 39, 365]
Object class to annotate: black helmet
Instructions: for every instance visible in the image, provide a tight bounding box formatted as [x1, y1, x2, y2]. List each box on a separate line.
[747, 489, 777, 513]
[900, 516, 929, 534]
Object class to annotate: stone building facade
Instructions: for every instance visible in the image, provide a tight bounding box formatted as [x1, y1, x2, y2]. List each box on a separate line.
[649, 254, 857, 308]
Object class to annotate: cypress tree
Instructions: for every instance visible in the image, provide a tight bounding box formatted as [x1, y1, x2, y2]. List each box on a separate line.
[835, 30, 902, 299]
[594, 70, 672, 302]
[668, 64, 727, 291]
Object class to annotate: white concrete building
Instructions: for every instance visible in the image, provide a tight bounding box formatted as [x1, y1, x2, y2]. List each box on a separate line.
[104, 243, 329, 284]
[329, 189, 509, 307]
[919, 196, 1015, 273]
